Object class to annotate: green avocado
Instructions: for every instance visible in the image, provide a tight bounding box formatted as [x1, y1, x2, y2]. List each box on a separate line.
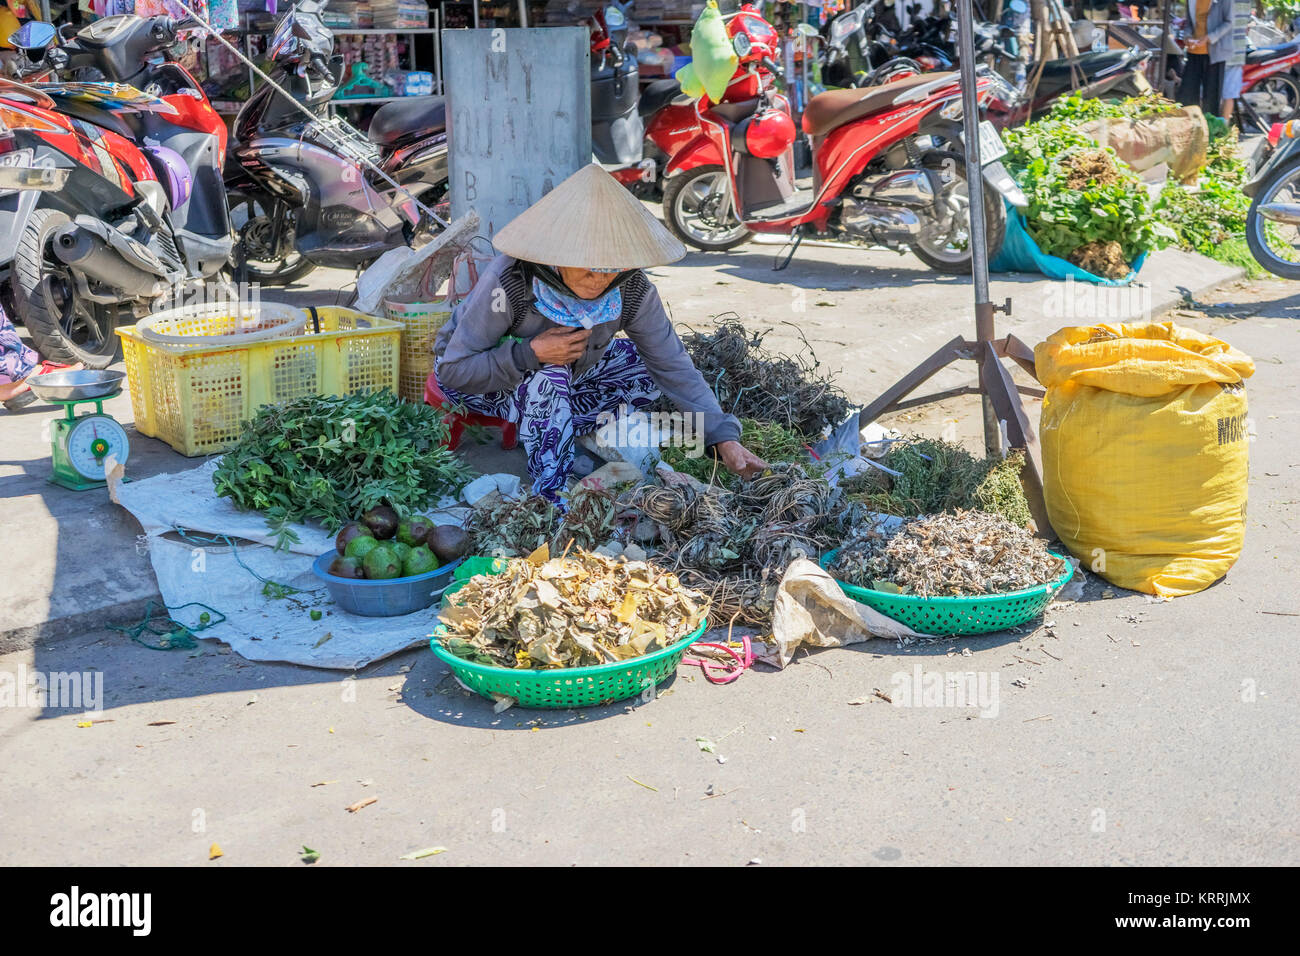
[403, 545, 439, 577]
[344, 535, 380, 561]
[361, 544, 402, 580]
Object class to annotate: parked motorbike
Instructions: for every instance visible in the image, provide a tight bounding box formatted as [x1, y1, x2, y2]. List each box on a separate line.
[0, 15, 233, 367]
[1243, 119, 1300, 279]
[661, 4, 1026, 274]
[224, 0, 447, 285]
[1236, 35, 1300, 131]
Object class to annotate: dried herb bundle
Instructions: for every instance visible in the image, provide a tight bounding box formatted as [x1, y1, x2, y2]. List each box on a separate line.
[438, 549, 708, 669]
[553, 487, 622, 552]
[468, 494, 559, 556]
[625, 463, 842, 625]
[468, 487, 631, 558]
[832, 510, 1065, 597]
[844, 437, 1031, 528]
[673, 316, 852, 437]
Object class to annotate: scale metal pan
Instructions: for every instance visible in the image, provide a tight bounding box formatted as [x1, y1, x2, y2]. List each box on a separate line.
[26, 370, 125, 403]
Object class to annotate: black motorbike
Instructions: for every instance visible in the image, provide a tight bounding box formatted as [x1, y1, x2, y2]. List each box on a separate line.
[1245, 122, 1300, 279]
[224, 0, 447, 285]
[821, 1, 928, 89]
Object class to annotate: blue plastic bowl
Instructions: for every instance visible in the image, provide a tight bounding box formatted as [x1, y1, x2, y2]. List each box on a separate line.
[311, 551, 462, 617]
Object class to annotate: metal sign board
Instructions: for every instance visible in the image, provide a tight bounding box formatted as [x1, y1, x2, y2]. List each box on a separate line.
[443, 27, 592, 240]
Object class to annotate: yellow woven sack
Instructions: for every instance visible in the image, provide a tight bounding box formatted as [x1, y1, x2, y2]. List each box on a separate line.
[1035, 322, 1254, 597]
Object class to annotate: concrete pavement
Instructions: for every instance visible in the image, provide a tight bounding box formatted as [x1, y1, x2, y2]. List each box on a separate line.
[2, 248, 1296, 866]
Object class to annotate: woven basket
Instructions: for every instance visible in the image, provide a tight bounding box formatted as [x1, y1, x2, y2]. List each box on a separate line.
[820, 549, 1074, 636]
[431, 622, 706, 709]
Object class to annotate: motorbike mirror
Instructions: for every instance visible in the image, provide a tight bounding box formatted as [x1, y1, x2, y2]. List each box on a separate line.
[1008, 0, 1028, 11]
[604, 5, 626, 28]
[10, 20, 57, 52]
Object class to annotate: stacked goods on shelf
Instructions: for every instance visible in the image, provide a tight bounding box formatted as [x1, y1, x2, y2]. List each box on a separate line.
[391, 0, 431, 27]
[387, 70, 435, 95]
[323, 1, 357, 26]
[337, 33, 406, 86]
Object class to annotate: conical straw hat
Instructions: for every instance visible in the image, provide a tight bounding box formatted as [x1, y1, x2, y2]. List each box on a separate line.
[492, 163, 686, 270]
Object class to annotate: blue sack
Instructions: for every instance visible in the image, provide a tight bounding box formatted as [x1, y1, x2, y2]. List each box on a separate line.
[990, 205, 1147, 286]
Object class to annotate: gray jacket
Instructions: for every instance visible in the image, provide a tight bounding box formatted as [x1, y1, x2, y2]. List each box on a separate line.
[1187, 0, 1235, 64]
[434, 255, 742, 447]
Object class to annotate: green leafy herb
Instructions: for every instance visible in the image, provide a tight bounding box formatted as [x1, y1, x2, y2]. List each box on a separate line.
[1002, 115, 1175, 277]
[213, 391, 473, 548]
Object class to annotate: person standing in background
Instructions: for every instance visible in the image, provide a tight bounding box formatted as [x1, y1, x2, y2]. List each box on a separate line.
[1179, 0, 1232, 114]
[1219, 0, 1252, 123]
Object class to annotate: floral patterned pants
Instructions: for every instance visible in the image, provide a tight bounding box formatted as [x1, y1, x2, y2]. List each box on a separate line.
[439, 339, 659, 501]
[0, 307, 38, 385]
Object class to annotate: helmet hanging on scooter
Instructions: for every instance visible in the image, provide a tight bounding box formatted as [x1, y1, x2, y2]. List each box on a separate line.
[743, 107, 796, 159]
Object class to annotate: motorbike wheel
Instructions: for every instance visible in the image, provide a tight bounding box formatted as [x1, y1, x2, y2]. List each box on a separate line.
[228, 193, 317, 287]
[662, 166, 752, 252]
[1246, 158, 1300, 280]
[909, 151, 1007, 275]
[1241, 73, 1300, 131]
[12, 208, 122, 369]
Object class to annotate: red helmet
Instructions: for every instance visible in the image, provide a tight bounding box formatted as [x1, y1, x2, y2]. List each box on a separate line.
[745, 107, 795, 159]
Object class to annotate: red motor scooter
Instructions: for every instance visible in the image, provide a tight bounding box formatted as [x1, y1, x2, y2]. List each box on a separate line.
[660, 4, 1025, 272]
[1238, 38, 1300, 130]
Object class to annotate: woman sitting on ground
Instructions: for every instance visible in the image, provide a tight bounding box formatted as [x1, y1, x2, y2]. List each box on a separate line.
[434, 163, 765, 501]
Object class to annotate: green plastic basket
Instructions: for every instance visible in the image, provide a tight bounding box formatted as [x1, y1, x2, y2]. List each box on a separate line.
[820, 548, 1074, 636]
[430, 621, 706, 709]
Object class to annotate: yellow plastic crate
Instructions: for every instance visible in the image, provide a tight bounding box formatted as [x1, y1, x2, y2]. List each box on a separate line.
[118, 305, 401, 457]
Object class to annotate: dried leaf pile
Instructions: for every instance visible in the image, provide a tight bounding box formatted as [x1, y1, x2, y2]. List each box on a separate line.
[437, 548, 708, 669]
[843, 437, 1031, 528]
[831, 510, 1066, 598]
[626, 463, 843, 625]
[672, 317, 852, 437]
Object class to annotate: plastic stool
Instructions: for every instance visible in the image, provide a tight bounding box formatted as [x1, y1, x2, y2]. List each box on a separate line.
[425, 371, 518, 451]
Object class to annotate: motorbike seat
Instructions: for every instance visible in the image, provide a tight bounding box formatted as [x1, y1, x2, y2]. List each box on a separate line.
[367, 96, 446, 146]
[1246, 40, 1300, 65]
[801, 71, 955, 137]
[638, 78, 682, 117]
[1039, 49, 1130, 80]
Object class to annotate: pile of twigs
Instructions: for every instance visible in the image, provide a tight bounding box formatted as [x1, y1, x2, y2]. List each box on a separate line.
[674, 316, 853, 438]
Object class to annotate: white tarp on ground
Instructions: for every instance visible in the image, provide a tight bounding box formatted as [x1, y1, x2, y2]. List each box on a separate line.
[108, 460, 467, 670]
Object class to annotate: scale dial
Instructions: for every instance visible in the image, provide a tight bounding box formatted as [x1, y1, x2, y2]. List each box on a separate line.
[65, 414, 130, 480]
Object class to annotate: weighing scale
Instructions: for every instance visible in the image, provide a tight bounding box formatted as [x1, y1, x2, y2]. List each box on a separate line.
[27, 370, 131, 491]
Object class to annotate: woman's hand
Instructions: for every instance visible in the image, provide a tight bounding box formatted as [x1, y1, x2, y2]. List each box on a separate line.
[714, 440, 767, 479]
[529, 327, 590, 365]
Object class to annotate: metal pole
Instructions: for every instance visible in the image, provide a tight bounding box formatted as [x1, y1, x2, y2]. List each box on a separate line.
[1157, 0, 1172, 98]
[955, 0, 1000, 455]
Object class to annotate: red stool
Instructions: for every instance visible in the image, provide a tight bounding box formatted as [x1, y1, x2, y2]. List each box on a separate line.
[424, 371, 518, 451]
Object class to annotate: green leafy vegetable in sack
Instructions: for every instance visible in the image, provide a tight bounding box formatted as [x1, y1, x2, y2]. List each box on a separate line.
[1002, 118, 1175, 277]
[212, 391, 473, 548]
[1045, 92, 1182, 123]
